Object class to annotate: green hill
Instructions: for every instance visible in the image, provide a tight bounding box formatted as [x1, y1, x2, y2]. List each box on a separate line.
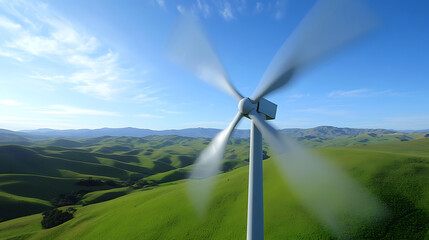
[280, 125, 396, 139]
[0, 138, 427, 239]
[80, 187, 131, 205]
[0, 192, 51, 222]
[295, 132, 422, 148]
[0, 129, 31, 146]
[0, 145, 140, 179]
[349, 137, 429, 157]
[0, 145, 152, 221]
[0, 136, 253, 221]
[46, 139, 85, 148]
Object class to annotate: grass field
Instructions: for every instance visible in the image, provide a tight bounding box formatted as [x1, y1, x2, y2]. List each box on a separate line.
[0, 138, 427, 239]
[0, 136, 254, 221]
[80, 187, 131, 205]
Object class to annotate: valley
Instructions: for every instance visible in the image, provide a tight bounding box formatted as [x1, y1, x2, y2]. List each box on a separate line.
[0, 127, 428, 239]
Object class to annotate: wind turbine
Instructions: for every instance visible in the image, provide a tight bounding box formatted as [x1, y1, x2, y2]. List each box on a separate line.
[170, 0, 386, 239]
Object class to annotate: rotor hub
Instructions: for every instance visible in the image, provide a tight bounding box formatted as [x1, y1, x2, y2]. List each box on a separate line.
[238, 97, 256, 115]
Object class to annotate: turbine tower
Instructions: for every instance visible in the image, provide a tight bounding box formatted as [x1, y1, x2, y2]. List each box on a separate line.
[170, 0, 386, 239]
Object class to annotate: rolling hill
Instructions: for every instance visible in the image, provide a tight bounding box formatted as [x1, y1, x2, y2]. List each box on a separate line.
[0, 135, 253, 221]
[0, 132, 428, 221]
[0, 129, 31, 146]
[3, 126, 426, 151]
[0, 138, 427, 239]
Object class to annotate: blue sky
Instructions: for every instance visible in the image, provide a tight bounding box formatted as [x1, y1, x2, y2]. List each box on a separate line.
[0, 0, 428, 131]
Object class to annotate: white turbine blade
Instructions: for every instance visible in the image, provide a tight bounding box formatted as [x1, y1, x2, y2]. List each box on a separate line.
[248, 111, 387, 236]
[169, 14, 243, 101]
[251, 0, 378, 101]
[188, 112, 243, 215]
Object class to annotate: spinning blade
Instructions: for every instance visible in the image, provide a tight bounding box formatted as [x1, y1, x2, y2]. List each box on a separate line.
[170, 0, 384, 236]
[249, 110, 387, 236]
[169, 14, 243, 100]
[251, 0, 378, 101]
[188, 112, 243, 215]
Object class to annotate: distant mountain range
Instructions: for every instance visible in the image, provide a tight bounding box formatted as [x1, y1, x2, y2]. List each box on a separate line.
[19, 127, 243, 139]
[0, 129, 33, 145]
[393, 129, 429, 133]
[17, 126, 398, 138]
[0, 126, 427, 146]
[0, 126, 426, 144]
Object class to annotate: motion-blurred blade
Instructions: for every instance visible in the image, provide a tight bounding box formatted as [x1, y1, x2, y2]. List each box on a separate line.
[188, 112, 243, 215]
[248, 110, 387, 236]
[251, 0, 378, 101]
[169, 14, 243, 101]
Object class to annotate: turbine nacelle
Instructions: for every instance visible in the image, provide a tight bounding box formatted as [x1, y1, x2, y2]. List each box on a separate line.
[239, 97, 277, 120]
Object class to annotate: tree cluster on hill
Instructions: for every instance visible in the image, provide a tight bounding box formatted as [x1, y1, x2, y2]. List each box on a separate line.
[127, 179, 158, 189]
[76, 177, 122, 187]
[51, 178, 125, 206]
[41, 208, 75, 229]
[50, 190, 89, 207]
[75, 177, 104, 186]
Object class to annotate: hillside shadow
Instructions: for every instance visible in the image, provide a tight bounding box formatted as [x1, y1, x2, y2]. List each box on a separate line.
[353, 158, 429, 239]
[152, 156, 176, 173]
[94, 153, 140, 163]
[177, 155, 195, 168]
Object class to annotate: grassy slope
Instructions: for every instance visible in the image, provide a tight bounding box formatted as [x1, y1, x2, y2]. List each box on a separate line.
[349, 137, 429, 157]
[81, 187, 130, 205]
[0, 175, 117, 201]
[0, 145, 139, 180]
[0, 214, 42, 239]
[1, 138, 428, 239]
[0, 174, 126, 222]
[0, 136, 246, 222]
[298, 133, 422, 148]
[0, 160, 329, 240]
[142, 166, 192, 184]
[0, 192, 51, 222]
[34, 136, 251, 175]
[0, 144, 155, 221]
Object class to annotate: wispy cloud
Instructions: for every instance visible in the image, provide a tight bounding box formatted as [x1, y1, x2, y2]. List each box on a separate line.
[328, 88, 370, 98]
[35, 105, 119, 116]
[0, 99, 22, 106]
[173, 1, 286, 21]
[274, 0, 286, 20]
[0, 49, 24, 61]
[295, 108, 349, 116]
[136, 113, 164, 119]
[132, 86, 164, 104]
[0, 2, 97, 57]
[328, 89, 393, 98]
[183, 121, 228, 128]
[255, 2, 263, 12]
[177, 5, 186, 15]
[133, 93, 159, 103]
[158, 109, 183, 114]
[284, 93, 310, 103]
[288, 93, 310, 98]
[28, 74, 66, 83]
[155, 0, 165, 8]
[0, 1, 143, 99]
[219, 2, 234, 20]
[66, 51, 125, 98]
[0, 15, 21, 29]
[195, 0, 211, 18]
